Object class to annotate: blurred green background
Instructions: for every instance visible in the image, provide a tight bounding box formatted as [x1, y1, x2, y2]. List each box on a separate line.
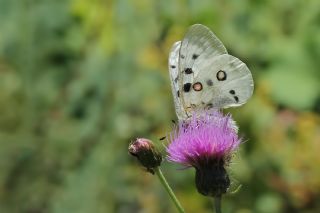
[0, 0, 319, 212]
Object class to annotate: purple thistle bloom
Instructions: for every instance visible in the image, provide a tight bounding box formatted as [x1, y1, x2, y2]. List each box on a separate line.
[167, 110, 240, 166]
[167, 110, 241, 197]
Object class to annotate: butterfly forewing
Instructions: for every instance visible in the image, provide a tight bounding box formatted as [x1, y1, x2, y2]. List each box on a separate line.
[178, 24, 227, 76]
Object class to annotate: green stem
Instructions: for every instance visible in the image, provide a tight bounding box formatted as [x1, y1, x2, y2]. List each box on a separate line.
[213, 195, 222, 213]
[154, 167, 185, 213]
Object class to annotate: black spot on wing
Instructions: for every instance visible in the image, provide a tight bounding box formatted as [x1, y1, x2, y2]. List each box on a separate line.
[184, 68, 193, 74]
[192, 54, 199, 59]
[170, 65, 176, 69]
[181, 55, 185, 59]
[183, 83, 191, 92]
[206, 79, 213, 86]
[177, 90, 180, 97]
[229, 90, 235, 95]
[234, 96, 239, 102]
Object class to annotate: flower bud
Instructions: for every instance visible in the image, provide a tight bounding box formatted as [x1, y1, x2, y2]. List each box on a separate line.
[129, 138, 162, 174]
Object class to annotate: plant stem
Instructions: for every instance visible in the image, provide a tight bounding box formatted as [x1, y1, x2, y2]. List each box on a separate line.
[154, 167, 185, 213]
[213, 195, 222, 213]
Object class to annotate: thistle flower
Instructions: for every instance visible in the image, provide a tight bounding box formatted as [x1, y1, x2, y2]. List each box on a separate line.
[129, 138, 162, 174]
[167, 110, 241, 197]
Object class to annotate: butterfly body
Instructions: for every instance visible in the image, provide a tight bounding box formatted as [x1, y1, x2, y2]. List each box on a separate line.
[169, 24, 254, 121]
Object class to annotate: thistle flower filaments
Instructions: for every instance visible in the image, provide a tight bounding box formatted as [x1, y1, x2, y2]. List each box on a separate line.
[167, 110, 241, 197]
[129, 138, 162, 174]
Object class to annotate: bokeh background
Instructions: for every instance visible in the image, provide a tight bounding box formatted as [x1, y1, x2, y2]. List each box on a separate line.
[0, 0, 319, 212]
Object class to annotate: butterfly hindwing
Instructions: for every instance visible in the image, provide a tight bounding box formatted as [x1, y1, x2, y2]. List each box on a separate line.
[191, 54, 254, 108]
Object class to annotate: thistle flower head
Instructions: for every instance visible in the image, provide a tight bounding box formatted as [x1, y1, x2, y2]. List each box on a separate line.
[167, 110, 241, 196]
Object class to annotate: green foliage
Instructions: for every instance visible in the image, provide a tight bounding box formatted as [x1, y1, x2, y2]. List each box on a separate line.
[0, 0, 319, 212]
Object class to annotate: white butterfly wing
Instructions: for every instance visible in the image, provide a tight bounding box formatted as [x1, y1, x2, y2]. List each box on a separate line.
[178, 24, 228, 113]
[178, 24, 228, 75]
[168, 41, 186, 120]
[187, 54, 254, 109]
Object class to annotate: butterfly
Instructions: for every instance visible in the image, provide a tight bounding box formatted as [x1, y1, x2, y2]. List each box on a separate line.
[169, 24, 254, 121]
